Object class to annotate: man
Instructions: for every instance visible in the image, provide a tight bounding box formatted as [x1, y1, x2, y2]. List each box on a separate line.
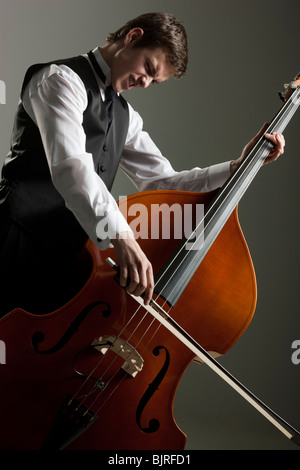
[0, 12, 284, 317]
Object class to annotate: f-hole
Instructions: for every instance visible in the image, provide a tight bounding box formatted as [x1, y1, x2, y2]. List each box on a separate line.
[136, 345, 170, 433]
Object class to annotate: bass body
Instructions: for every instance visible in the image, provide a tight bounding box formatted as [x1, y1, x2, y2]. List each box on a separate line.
[0, 190, 256, 450]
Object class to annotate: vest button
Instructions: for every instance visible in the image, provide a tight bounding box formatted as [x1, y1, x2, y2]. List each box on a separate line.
[100, 165, 105, 172]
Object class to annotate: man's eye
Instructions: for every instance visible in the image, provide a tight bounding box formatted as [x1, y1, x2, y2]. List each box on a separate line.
[146, 62, 155, 76]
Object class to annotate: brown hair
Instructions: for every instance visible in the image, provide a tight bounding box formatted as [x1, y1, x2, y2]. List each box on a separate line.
[106, 12, 188, 78]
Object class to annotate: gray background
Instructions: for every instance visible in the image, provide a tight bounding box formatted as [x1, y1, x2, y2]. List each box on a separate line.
[0, 0, 299, 450]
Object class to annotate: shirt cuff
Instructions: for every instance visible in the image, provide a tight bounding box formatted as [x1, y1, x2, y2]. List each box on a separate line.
[207, 161, 231, 189]
[95, 209, 133, 250]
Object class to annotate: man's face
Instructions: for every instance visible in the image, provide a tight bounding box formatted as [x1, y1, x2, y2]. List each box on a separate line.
[110, 44, 175, 94]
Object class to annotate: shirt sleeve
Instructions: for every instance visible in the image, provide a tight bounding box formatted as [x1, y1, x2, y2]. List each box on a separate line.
[121, 104, 231, 193]
[23, 64, 132, 250]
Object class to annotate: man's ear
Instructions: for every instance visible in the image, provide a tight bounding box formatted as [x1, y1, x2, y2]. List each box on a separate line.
[124, 28, 144, 45]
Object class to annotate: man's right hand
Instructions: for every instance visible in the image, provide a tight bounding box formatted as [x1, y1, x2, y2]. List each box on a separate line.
[111, 231, 154, 305]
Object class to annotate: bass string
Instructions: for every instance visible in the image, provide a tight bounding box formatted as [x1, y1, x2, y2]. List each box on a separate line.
[71, 285, 160, 403]
[70, 306, 148, 400]
[89, 298, 174, 419]
[86, 315, 163, 417]
[71, 294, 165, 411]
[72, 320, 162, 418]
[91, 300, 173, 419]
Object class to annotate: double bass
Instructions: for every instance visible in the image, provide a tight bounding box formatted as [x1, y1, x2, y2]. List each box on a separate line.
[0, 73, 300, 450]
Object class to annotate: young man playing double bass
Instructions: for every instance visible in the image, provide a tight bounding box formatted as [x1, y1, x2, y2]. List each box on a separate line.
[0, 12, 284, 317]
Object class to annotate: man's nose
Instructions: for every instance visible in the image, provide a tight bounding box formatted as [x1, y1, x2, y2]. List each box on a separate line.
[138, 75, 152, 88]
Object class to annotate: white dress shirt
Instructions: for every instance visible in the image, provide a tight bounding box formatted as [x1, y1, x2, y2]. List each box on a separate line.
[22, 48, 231, 250]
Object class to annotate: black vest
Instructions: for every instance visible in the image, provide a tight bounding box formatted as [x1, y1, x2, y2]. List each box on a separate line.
[0, 54, 129, 258]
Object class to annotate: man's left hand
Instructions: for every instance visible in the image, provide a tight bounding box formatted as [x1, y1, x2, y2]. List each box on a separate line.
[230, 122, 285, 174]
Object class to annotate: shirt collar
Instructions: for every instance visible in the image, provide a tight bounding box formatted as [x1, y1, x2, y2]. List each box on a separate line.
[91, 47, 111, 86]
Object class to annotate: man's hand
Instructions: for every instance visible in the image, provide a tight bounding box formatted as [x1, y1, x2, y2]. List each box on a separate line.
[230, 122, 286, 174]
[111, 231, 154, 305]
